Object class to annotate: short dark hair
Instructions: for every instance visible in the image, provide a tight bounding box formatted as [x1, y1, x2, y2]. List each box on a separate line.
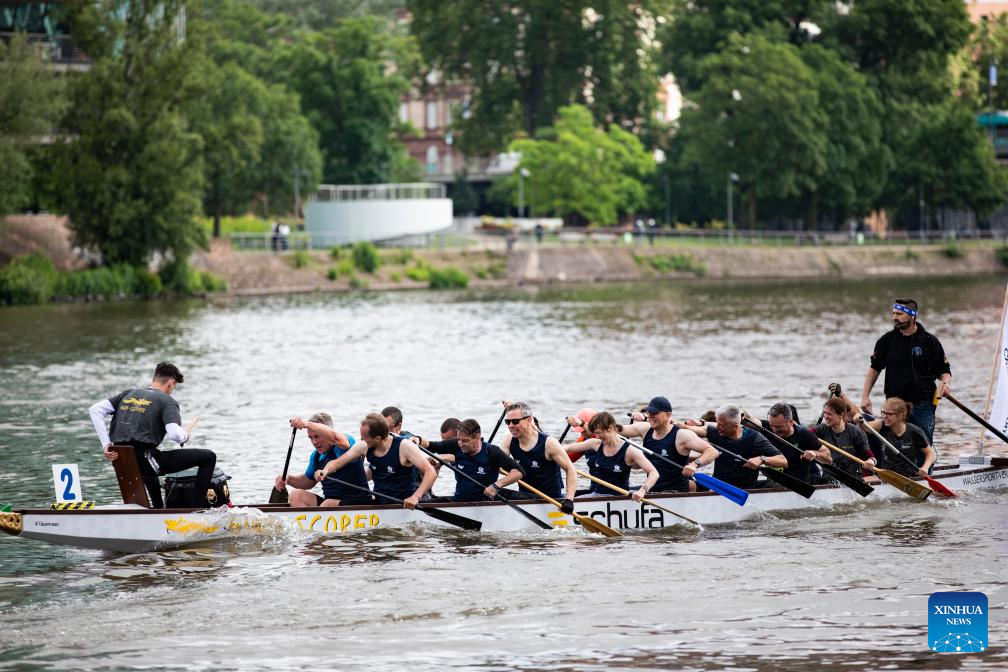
[381, 406, 403, 428]
[587, 411, 622, 435]
[153, 362, 183, 383]
[894, 298, 919, 312]
[823, 397, 848, 416]
[768, 403, 792, 422]
[458, 418, 481, 437]
[440, 417, 462, 434]
[699, 410, 716, 422]
[362, 413, 389, 440]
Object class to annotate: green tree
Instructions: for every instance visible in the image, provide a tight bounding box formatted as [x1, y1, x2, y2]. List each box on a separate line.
[679, 35, 827, 226]
[192, 62, 264, 238]
[799, 45, 889, 227]
[273, 17, 417, 184]
[408, 0, 660, 155]
[509, 104, 655, 226]
[899, 102, 1007, 222]
[57, 0, 206, 266]
[658, 0, 833, 94]
[0, 34, 67, 216]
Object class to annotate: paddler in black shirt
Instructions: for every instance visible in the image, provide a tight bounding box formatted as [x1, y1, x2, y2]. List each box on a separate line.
[860, 298, 951, 445]
[88, 362, 216, 508]
[757, 402, 829, 483]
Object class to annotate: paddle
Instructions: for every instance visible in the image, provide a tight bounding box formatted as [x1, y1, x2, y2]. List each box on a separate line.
[817, 437, 932, 500]
[510, 477, 622, 537]
[859, 419, 956, 498]
[711, 444, 816, 499]
[944, 391, 1008, 446]
[323, 475, 482, 531]
[741, 417, 874, 497]
[575, 468, 701, 528]
[487, 407, 507, 444]
[269, 428, 298, 504]
[415, 444, 552, 530]
[618, 435, 749, 506]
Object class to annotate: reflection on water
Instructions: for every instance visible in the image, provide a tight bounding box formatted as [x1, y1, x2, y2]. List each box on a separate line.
[1, 275, 1006, 670]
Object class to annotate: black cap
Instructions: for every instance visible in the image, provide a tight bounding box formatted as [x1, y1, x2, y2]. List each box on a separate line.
[644, 396, 672, 414]
[154, 362, 184, 383]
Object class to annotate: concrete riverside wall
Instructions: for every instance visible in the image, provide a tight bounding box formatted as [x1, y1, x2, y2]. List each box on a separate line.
[191, 243, 1007, 296]
[305, 198, 452, 245]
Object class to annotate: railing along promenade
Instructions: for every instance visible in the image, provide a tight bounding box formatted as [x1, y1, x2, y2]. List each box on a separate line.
[227, 225, 1008, 252]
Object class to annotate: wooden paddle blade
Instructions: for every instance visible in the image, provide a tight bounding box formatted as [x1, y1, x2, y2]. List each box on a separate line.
[924, 475, 957, 498]
[417, 505, 483, 530]
[875, 468, 933, 500]
[759, 467, 816, 499]
[574, 513, 622, 537]
[694, 472, 749, 506]
[268, 486, 289, 505]
[819, 461, 874, 497]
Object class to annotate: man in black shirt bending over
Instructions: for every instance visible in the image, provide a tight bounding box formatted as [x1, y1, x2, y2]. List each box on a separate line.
[89, 362, 216, 508]
[860, 298, 951, 445]
[681, 404, 786, 490]
[415, 418, 525, 501]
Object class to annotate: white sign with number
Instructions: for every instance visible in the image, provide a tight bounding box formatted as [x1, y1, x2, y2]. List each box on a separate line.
[52, 464, 83, 503]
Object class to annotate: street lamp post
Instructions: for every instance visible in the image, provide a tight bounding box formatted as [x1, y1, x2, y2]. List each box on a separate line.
[727, 172, 739, 245]
[518, 167, 531, 218]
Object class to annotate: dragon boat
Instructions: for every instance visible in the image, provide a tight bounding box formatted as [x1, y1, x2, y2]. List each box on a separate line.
[2, 455, 1005, 553]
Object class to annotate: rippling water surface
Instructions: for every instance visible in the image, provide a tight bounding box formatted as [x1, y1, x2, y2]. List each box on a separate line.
[1, 275, 1006, 671]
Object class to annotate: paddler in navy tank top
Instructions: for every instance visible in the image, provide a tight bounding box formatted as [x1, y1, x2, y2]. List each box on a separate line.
[621, 396, 718, 493]
[319, 413, 436, 509]
[564, 411, 659, 499]
[499, 401, 578, 513]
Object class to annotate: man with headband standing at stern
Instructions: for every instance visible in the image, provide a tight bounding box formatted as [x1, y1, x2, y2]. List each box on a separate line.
[860, 298, 951, 447]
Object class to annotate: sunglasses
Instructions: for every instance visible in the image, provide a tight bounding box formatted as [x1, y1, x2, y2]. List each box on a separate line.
[504, 415, 529, 425]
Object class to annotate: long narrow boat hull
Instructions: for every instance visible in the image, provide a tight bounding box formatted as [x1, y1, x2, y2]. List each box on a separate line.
[3, 456, 1006, 553]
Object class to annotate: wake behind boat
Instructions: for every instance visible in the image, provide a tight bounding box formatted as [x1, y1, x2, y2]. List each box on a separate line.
[2, 455, 1006, 553]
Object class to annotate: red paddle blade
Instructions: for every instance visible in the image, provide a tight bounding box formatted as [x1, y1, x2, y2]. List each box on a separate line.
[925, 475, 957, 498]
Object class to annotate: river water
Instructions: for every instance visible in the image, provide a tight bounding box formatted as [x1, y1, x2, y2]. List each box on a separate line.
[0, 275, 1006, 671]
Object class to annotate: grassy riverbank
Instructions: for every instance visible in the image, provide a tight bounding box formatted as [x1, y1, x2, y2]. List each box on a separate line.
[190, 239, 1008, 296]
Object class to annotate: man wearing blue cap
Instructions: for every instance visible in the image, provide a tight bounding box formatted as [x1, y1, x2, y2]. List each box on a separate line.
[860, 298, 951, 445]
[623, 395, 718, 492]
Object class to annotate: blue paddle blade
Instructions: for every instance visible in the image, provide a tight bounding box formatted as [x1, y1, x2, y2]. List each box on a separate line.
[694, 473, 749, 506]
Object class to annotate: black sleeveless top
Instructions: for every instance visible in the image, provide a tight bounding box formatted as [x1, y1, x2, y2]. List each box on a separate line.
[587, 440, 632, 494]
[510, 432, 562, 498]
[644, 426, 688, 492]
[367, 436, 419, 500]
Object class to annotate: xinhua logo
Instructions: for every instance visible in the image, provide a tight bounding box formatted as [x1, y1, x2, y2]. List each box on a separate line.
[928, 592, 987, 653]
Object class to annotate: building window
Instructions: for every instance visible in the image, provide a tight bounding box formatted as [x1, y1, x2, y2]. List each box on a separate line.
[443, 151, 453, 175]
[425, 146, 439, 175]
[426, 101, 438, 130]
[399, 102, 408, 124]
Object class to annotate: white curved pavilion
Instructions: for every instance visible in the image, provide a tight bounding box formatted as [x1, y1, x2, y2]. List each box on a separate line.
[305, 183, 452, 246]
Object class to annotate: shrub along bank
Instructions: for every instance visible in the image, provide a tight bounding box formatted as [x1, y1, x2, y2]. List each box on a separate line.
[0, 252, 226, 306]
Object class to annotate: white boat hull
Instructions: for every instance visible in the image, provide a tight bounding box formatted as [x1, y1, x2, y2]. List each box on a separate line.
[3, 456, 1006, 553]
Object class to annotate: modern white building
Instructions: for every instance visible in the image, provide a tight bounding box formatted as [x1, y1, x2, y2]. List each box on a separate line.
[304, 183, 453, 246]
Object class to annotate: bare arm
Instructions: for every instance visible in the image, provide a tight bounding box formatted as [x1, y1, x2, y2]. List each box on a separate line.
[620, 420, 651, 438]
[400, 440, 437, 508]
[626, 448, 658, 501]
[564, 437, 602, 455]
[861, 367, 880, 413]
[318, 442, 368, 480]
[677, 431, 718, 478]
[545, 436, 578, 501]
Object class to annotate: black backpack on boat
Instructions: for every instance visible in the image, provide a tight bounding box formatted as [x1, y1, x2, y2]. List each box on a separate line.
[164, 468, 232, 508]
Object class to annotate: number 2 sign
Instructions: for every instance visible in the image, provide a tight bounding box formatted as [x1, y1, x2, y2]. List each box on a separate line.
[51, 464, 83, 503]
